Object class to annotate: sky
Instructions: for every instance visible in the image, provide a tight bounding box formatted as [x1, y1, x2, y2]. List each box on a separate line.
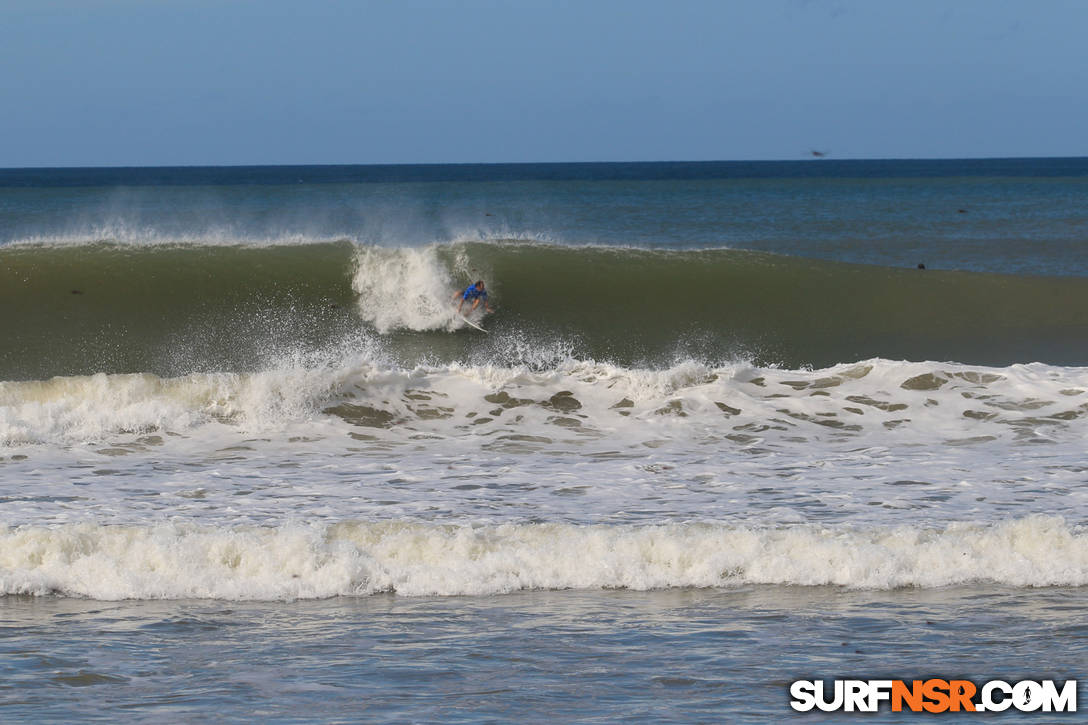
[2, 0, 1086, 166]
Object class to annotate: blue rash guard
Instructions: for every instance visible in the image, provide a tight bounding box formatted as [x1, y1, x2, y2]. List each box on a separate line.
[462, 284, 487, 301]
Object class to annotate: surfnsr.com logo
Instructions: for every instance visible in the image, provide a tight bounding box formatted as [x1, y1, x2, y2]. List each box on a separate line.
[790, 679, 1077, 713]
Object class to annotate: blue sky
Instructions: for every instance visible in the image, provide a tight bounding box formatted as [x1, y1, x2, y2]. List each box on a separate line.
[2, 0, 1086, 166]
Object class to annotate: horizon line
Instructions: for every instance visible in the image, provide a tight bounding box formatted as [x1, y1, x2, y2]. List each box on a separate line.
[3, 154, 1088, 172]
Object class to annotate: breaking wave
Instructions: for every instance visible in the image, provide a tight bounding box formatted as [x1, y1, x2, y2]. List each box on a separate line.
[2, 516, 1084, 600]
[3, 238, 1088, 381]
[1, 356, 1085, 448]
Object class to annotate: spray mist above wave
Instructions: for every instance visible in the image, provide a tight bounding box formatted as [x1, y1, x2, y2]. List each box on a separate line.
[2, 226, 363, 249]
[2, 516, 1085, 600]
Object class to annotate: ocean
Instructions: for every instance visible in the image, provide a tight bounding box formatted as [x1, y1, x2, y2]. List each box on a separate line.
[1, 159, 1086, 721]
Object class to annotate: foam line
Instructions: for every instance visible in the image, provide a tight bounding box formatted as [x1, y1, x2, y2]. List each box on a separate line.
[1, 517, 1084, 600]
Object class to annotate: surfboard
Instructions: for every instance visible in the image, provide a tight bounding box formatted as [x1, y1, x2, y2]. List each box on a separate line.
[458, 313, 488, 333]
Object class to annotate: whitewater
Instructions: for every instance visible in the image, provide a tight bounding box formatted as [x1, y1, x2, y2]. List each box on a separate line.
[2, 344, 1087, 597]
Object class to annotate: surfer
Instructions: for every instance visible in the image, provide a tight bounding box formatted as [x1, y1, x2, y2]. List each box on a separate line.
[455, 280, 494, 314]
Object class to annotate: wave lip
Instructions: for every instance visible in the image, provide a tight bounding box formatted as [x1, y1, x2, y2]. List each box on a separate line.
[1, 517, 1084, 601]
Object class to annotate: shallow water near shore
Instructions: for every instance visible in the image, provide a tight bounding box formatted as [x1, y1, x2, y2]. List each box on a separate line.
[2, 586, 1085, 722]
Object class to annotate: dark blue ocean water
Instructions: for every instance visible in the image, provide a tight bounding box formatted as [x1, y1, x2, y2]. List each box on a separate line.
[3, 158, 1088, 276]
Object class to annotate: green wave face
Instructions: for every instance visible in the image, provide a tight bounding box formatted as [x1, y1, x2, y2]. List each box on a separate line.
[3, 239, 1087, 380]
[449, 242, 1088, 368]
[0, 242, 361, 379]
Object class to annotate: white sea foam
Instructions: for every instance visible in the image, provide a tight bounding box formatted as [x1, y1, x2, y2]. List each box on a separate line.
[1, 358, 1085, 448]
[351, 244, 471, 332]
[0, 355, 375, 445]
[2, 358, 1085, 536]
[2, 517, 1084, 600]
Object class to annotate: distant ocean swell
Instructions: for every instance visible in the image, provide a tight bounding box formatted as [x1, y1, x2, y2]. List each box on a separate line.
[2, 516, 1084, 600]
[3, 238, 1088, 381]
